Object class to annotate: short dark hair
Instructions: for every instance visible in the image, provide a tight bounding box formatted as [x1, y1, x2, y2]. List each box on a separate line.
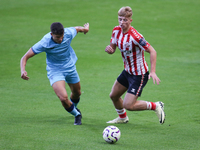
[50, 22, 64, 35]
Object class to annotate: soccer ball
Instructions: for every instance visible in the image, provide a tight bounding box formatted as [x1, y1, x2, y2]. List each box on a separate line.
[102, 126, 121, 144]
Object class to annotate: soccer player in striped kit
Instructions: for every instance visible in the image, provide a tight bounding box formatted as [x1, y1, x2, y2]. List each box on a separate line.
[105, 6, 165, 124]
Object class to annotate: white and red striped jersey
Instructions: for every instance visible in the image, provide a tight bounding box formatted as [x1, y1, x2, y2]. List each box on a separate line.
[110, 26, 150, 75]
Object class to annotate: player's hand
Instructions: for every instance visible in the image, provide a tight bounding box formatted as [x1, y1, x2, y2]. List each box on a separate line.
[105, 45, 115, 54]
[21, 71, 29, 80]
[83, 23, 89, 34]
[148, 72, 160, 85]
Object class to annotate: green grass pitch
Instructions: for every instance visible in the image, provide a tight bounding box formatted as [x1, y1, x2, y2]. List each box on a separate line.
[0, 0, 199, 149]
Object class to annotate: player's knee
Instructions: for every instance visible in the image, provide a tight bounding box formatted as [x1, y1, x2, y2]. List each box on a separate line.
[72, 90, 81, 98]
[59, 94, 68, 102]
[109, 92, 114, 100]
[77, 90, 81, 97]
[109, 92, 118, 101]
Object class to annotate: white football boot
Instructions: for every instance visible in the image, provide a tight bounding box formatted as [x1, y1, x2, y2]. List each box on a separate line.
[107, 116, 129, 124]
[155, 102, 166, 124]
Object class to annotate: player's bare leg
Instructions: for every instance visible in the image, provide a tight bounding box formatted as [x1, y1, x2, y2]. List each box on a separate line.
[52, 80, 81, 125]
[123, 93, 147, 110]
[109, 80, 127, 109]
[52, 80, 71, 108]
[68, 82, 82, 124]
[123, 93, 165, 124]
[68, 82, 81, 107]
[107, 81, 129, 123]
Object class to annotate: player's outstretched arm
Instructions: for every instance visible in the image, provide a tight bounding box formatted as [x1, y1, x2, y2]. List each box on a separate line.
[105, 43, 116, 54]
[20, 48, 35, 80]
[75, 23, 89, 34]
[145, 46, 161, 85]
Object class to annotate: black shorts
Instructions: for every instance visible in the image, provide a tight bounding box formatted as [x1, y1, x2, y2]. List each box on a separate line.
[117, 70, 149, 97]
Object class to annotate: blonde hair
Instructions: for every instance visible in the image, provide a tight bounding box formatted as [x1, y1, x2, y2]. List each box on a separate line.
[118, 6, 132, 18]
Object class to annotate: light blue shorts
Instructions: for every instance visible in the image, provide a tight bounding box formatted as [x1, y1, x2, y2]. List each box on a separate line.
[47, 69, 80, 86]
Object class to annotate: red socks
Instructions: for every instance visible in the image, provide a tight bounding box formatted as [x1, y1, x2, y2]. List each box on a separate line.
[146, 102, 156, 110]
[116, 108, 127, 118]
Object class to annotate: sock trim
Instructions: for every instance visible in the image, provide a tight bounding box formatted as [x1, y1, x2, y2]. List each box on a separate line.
[116, 108, 127, 118]
[65, 104, 74, 112]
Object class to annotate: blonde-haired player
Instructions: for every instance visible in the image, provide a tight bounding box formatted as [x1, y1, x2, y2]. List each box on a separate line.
[105, 6, 165, 124]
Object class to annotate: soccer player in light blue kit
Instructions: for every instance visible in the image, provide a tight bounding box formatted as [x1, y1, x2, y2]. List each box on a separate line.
[20, 22, 89, 125]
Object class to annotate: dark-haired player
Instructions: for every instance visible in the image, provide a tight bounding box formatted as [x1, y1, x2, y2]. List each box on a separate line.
[20, 22, 89, 125]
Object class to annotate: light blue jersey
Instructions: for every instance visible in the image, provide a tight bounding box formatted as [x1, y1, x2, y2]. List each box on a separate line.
[32, 27, 80, 85]
[32, 27, 77, 72]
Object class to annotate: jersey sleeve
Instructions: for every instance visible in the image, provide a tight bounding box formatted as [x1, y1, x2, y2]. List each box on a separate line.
[110, 27, 118, 44]
[32, 40, 46, 54]
[138, 37, 150, 50]
[65, 27, 77, 39]
[133, 29, 150, 50]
